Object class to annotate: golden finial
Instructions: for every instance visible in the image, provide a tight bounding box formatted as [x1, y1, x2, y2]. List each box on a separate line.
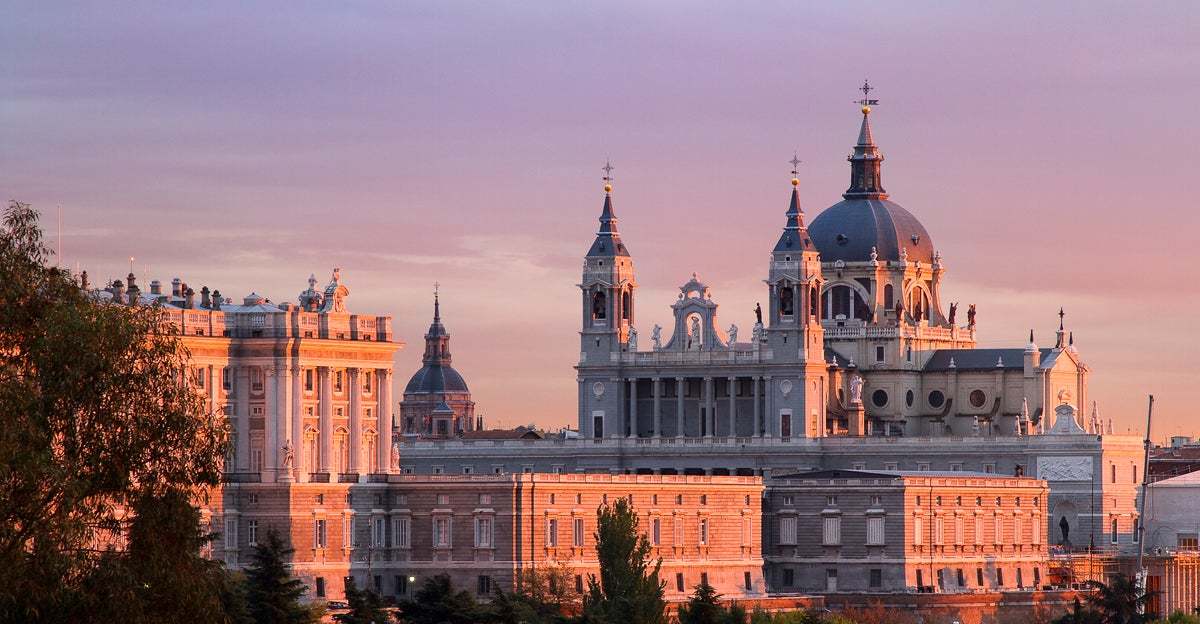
[861, 105, 871, 115]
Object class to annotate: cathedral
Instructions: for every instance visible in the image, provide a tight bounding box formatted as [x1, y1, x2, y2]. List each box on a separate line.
[575, 100, 1088, 443]
[399, 290, 477, 437]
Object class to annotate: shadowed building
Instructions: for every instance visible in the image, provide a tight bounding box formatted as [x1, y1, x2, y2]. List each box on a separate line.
[400, 290, 477, 438]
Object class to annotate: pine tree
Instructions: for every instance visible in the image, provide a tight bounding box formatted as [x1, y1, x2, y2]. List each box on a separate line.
[334, 577, 387, 624]
[677, 582, 724, 624]
[244, 529, 321, 624]
[395, 574, 482, 624]
[580, 496, 666, 624]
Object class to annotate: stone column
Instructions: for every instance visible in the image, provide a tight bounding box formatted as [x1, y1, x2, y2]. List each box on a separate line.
[652, 378, 662, 438]
[318, 366, 332, 474]
[703, 377, 713, 438]
[236, 366, 250, 471]
[349, 368, 362, 474]
[291, 366, 304, 482]
[727, 376, 737, 437]
[675, 377, 685, 438]
[764, 376, 774, 438]
[753, 376, 762, 438]
[627, 378, 637, 438]
[265, 366, 278, 481]
[377, 368, 392, 473]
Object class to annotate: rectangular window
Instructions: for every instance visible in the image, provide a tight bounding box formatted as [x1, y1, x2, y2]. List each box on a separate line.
[674, 518, 684, 546]
[1013, 516, 1023, 546]
[305, 369, 313, 391]
[1033, 568, 1042, 588]
[869, 568, 882, 588]
[222, 367, 231, 390]
[977, 568, 984, 587]
[575, 518, 585, 547]
[224, 518, 237, 549]
[1111, 518, 1119, 544]
[477, 575, 491, 596]
[335, 370, 343, 392]
[676, 573, 685, 592]
[344, 516, 355, 548]
[742, 517, 753, 547]
[1133, 465, 1138, 484]
[437, 494, 449, 505]
[983, 463, 995, 474]
[867, 516, 885, 545]
[314, 519, 327, 548]
[955, 516, 964, 546]
[994, 516, 1004, 545]
[1133, 518, 1141, 544]
[315, 577, 326, 598]
[823, 516, 841, 546]
[396, 575, 408, 596]
[957, 568, 965, 587]
[475, 517, 493, 548]
[1033, 517, 1042, 545]
[783, 568, 795, 588]
[652, 518, 661, 546]
[479, 493, 492, 505]
[393, 517, 411, 548]
[779, 516, 798, 545]
[701, 572, 709, 587]
[547, 519, 558, 547]
[434, 517, 451, 548]
[575, 575, 584, 593]
[934, 517, 945, 546]
[363, 370, 372, 392]
[248, 520, 258, 546]
[975, 516, 984, 546]
[699, 518, 709, 545]
[745, 571, 753, 591]
[916, 569, 924, 589]
[373, 517, 386, 548]
[1178, 534, 1199, 550]
[462, 466, 473, 475]
[1017, 568, 1024, 588]
[914, 516, 924, 546]
[997, 568, 1005, 587]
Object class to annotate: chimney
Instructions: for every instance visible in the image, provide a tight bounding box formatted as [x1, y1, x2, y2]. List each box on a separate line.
[201, 286, 211, 308]
[211, 290, 222, 311]
[184, 287, 195, 309]
[149, 279, 162, 295]
[111, 279, 126, 303]
[126, 272, 140, 305]
[171, 277, 182, 298]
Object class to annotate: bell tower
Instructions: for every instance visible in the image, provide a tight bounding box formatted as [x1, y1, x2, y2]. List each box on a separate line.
[579, 163, 637, 358]
[763, 165, 828, 438]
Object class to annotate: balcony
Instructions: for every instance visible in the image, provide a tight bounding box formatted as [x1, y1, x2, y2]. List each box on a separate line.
[613, 349, 774, 365]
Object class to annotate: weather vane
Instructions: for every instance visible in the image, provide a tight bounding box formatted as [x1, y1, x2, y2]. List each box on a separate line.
[855, 79, 879, 107]
[789, 153, 802, 177]
[602, 160, 614, 184]
[434, 281, 440, 297]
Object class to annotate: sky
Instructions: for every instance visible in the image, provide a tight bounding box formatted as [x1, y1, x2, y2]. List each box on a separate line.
[3, 2, 1198, 440]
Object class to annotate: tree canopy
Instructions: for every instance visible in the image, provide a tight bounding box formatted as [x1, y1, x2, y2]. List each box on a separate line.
[580, 496, 666, 624]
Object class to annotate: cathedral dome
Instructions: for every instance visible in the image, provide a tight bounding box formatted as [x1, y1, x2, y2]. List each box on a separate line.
[404, 362, 470, 395]
[809, 198, 934, 263]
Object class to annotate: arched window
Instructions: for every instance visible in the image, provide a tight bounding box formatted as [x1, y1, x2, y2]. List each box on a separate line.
[883, 284, 894, 309]
[592, 291, 607, 320]
[779, 287, 795, 317]
[809, 286, 819, 319]
[621, 291, 631, 320]
[830, 285, 852, 319]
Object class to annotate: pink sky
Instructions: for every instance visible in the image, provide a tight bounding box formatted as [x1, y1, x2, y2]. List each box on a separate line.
[3, 2, 1197, 439]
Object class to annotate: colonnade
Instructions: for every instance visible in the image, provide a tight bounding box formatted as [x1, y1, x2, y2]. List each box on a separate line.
[620, 375, 774, 439]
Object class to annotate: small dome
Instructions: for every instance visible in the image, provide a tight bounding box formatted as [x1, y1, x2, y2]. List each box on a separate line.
[808, 198, 934, 263]
[404, 363, 470, 395]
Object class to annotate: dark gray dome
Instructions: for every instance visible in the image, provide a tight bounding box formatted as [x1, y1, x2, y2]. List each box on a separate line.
[404, 364, 470, 395]
[808, 198, 934, 263]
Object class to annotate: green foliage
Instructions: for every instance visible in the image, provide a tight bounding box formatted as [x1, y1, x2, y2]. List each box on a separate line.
[1153, 613, 1200, 624]
[395, 574, 483, 624]
[677, 582, 743, 624]
[488, 564, 581, 624]
[245, 529, 322, 624]
[1084, 574, 1157, 624]
[580, 496, 666, 624]
[334, 577, 387, 624]
[0, 200, 228, 621]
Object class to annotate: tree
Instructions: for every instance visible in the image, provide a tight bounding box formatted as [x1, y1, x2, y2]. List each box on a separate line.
[676, 582, 725, 624]
[335, 577, 387, 624]
[488, 564, 581, 624]
[1085, 574, 1157, 624]
[395, 574, 482, 624]
[244, 528, 322, 624]
[580, 496, 666, 624]
[0, 201, 227, 621]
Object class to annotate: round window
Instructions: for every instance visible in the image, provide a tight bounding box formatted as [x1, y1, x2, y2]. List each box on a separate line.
[928, 390, 945, 408]
[970, 389, 986, 408]
[871, 389, 888, 408]
[905, 389, 914, 407]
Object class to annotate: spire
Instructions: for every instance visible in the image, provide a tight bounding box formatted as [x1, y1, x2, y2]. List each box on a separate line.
[586, 161, 630, 257]
[844, 80, 888, 200]
[774, 156, 814, 253]
[1056, 307, 1066, 348]
[423, 285, 451, 365]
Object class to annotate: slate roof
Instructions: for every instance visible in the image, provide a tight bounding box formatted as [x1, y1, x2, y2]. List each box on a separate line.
[809, 197, 934, 263]
[922, 348, 1052, 372]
